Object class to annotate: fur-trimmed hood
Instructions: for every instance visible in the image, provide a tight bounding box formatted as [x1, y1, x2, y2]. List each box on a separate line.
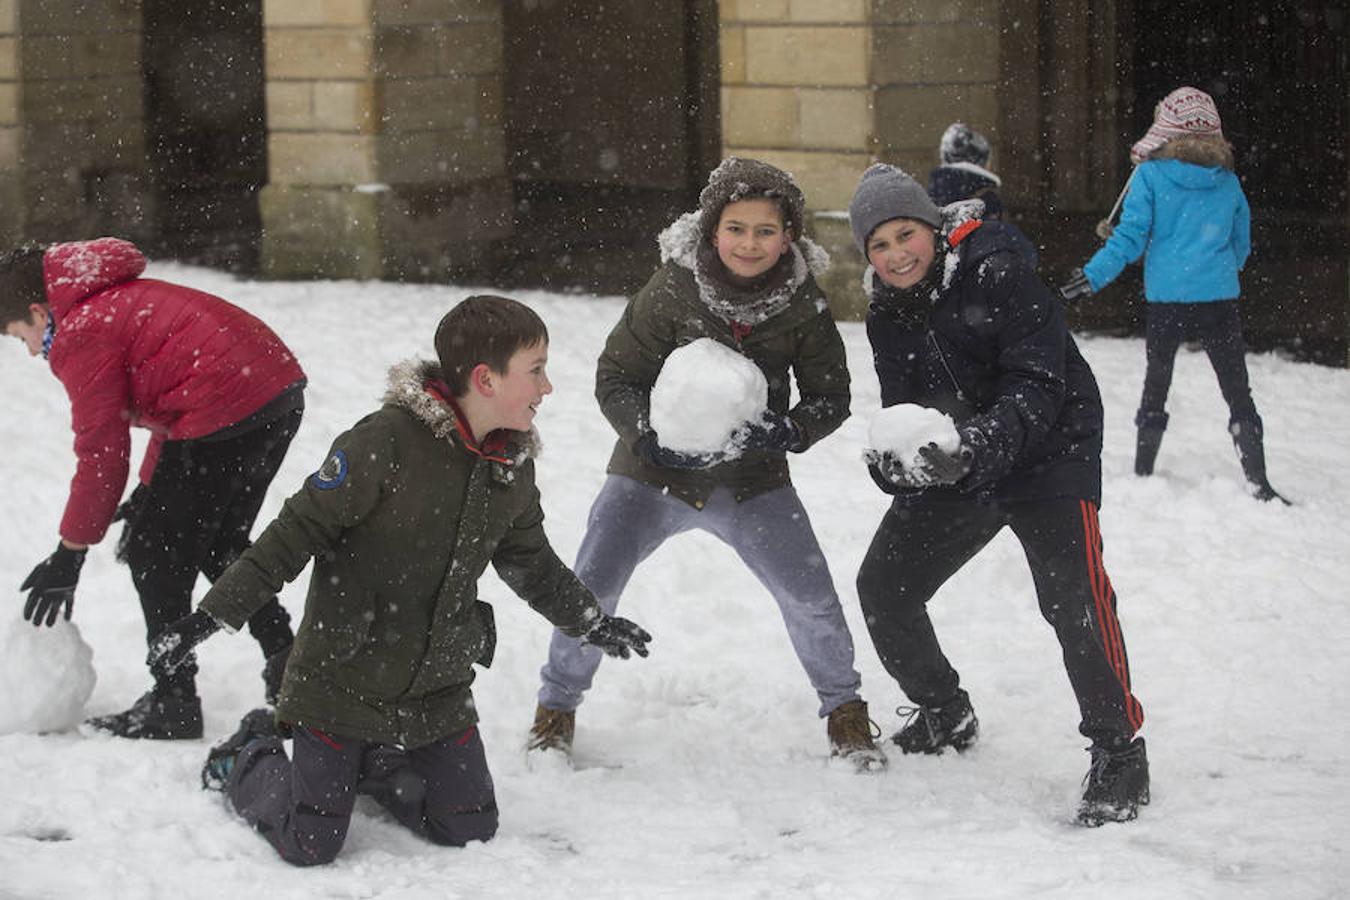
[1150, 133, 1235, 170]
[657, 210, 831, 281]
[382, 358, 540, 464]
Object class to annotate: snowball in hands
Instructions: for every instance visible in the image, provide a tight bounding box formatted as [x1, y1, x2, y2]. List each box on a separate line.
[868, 404, 962, 479]
[650, 338, 767, 454]
[0, 617, 96, 734]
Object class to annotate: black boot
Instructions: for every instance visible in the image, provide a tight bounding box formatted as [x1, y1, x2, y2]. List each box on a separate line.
[891, 689, 979, 755]
[1230, 420, 1290, 504]
[1077, 736, 1150, 826]
[1133, 410, 1168, 476]
[202, 707, 280, 790]
[86, 687, 203, 740]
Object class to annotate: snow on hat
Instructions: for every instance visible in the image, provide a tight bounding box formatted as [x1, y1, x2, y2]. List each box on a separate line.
[939, 122, 991, 167]
[847, 163, 942, 252]
[697, 157, 806, 239]
[1131, 86, 1224, 161]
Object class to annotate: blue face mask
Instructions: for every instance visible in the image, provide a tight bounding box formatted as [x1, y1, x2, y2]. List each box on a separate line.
[41, 310, 54, 360]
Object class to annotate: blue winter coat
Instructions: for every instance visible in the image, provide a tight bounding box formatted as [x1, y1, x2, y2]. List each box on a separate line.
[866, 218, 1104, 505]
[1083, 157, 1251, 303]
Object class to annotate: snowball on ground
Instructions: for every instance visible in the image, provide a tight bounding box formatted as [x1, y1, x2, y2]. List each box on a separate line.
[650, 338, 767, 454]
[867, 404, 961, 473]
[0, 618, 96, 734]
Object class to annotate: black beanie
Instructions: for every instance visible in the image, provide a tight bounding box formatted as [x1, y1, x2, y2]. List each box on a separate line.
[698, 157, 806, 239]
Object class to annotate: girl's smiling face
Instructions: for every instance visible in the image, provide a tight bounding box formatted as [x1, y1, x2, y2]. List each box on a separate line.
[866, 218, 937, 290]
[713, 198, 791, 279]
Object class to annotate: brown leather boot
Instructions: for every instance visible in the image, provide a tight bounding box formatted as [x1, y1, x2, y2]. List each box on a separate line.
[526, 704, 575, 757]
[826, 699, 887, 772]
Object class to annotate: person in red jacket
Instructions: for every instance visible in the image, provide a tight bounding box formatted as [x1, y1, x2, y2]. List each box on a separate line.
[1, 238, 306, 739]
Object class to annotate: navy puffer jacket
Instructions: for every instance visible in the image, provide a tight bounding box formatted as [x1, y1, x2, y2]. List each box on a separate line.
[865, 215, 1104, 505]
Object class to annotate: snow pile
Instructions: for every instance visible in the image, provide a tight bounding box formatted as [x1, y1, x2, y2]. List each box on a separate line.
[0, 617, 96, 734]
[649, 338, 767, 453]
[867, 404, 961, 475]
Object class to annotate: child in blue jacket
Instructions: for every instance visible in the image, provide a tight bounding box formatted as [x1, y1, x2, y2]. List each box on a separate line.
[1061, 86, 1286, 502]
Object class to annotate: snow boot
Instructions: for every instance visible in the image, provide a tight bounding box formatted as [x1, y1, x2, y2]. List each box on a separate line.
[1133, 410, 1168, 476]
[826, 699, 888, 772]
[1077, 736, 1150, 826]
[86, 688, 203, 740]
[262, 643, 291, 706]
[526, 704, 575, 758]
[1230, 419, 1290, 505]
[357, 744, 427, 807]
[891, 688, 978, 755]
[202, 707, 280, 791]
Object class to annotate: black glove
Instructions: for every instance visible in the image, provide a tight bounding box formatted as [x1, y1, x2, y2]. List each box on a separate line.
[867, 450, 913, 488]
[112, 484, 148, 564]
[1057, 267, 1092, 305]
[147, 610, 221, 677]
[731, 413, 802, 453]
[20, 543, 87, 627]
[914, 441, 975, 485]
[580, 614, 652, 660]
[633, 432, 725, 471]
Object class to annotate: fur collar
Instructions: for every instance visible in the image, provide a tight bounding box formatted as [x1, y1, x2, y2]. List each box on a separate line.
[1152, 133, 1235, 170]
[382, 358, 540, 463]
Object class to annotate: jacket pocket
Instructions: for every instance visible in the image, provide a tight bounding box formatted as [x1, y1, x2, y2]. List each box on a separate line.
[474, 601, 496, 668]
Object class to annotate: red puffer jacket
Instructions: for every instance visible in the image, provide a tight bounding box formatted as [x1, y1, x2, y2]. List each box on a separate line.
[45, 238, 305, 545]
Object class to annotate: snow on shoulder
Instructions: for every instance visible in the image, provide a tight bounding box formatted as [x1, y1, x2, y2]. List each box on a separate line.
[650, 338, 767, 454]
[0, 618, 96, 734]
[867, 404, 961, 474]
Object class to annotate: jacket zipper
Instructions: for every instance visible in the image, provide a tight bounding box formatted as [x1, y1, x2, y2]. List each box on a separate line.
[927, 330, 968, 403]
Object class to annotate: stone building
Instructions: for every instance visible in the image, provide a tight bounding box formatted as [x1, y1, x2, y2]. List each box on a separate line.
[1, 0, 1345, 362]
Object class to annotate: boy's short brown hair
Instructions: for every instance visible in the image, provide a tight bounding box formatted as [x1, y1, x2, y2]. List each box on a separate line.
[434, 294, 548, 396]
[0, 242, 49, 325]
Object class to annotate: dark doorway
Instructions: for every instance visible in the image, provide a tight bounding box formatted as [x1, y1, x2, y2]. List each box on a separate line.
[142, 1, 267, 272]
[500, 0, 721, 295]
[1129, 0, 1348, 363]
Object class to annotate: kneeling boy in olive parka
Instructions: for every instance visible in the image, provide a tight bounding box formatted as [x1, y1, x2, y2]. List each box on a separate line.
[147, 295, 651, 867]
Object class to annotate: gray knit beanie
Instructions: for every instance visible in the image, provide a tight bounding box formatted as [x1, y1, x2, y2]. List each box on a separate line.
[698, 156, 806, 239]
[847, 163, 942, 252]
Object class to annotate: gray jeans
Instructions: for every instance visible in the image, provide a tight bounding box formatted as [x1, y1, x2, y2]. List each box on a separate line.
[538, 475, 861, 716]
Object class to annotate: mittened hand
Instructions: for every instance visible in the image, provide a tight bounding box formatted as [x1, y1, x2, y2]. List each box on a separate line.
[867, 450, 916, 488]
[731, 413, 802, 453]
[633, 432, 725, 471]
[581, 614, 652, 660]
[147, 610, 222, 676]
[1057, 268, 1093, 305]
[20, 543, 87, 627]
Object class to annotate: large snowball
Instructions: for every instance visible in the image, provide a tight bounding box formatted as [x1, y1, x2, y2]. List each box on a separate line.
[867, 404, 961, 474]
[0, 617, 97, 735]
[650, 338, 767, 454]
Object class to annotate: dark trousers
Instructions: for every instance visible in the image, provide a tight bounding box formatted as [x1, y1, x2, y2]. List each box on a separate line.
[1137, 300, 1259, 430]
[856, 493, 1144, 745]
[123, 407, 302, 695]
[227, 725, 499, 867]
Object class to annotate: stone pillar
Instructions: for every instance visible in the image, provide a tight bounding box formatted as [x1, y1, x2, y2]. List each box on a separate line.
[1, 0, 151, 247]
[719, 0, 1002, 318]
[260, 0, 510, 281]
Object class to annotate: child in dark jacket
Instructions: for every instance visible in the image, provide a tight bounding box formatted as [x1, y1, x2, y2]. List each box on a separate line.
[526, 157, 885, 773]
[1, 238, 304, 740]
[147, 295, 651, 866]
[927, 122, 1038, 269]
[1060, 86, 1285, 502]
[848, 164, 1148, 826]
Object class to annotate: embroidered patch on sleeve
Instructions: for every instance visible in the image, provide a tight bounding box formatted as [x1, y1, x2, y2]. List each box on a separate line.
[310, 449, 349, 490]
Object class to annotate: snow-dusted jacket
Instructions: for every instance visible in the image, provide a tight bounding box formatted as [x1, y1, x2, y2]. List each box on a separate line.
[1084, 135, 1250, 302]
[43, 238, 305, 545]
[599, 213, 851, 507]
[866, 209, 1104, 505]
[199, 361, 602, 749]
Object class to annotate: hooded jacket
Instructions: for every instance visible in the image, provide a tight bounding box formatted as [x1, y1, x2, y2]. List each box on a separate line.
[42, 238, 305, 545]
[200, 360, 603, 748]
[865, 206, 1104, 505]
[598, 212, 851, 508]
[1084, 135, 1250, 302]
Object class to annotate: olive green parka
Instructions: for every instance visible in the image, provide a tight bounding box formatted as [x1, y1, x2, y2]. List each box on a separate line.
[200, 360, 602, 748]
[600, 212, 851, 508]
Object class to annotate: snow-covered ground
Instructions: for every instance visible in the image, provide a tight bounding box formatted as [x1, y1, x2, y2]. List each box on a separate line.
[2, 263, 1347, 899]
